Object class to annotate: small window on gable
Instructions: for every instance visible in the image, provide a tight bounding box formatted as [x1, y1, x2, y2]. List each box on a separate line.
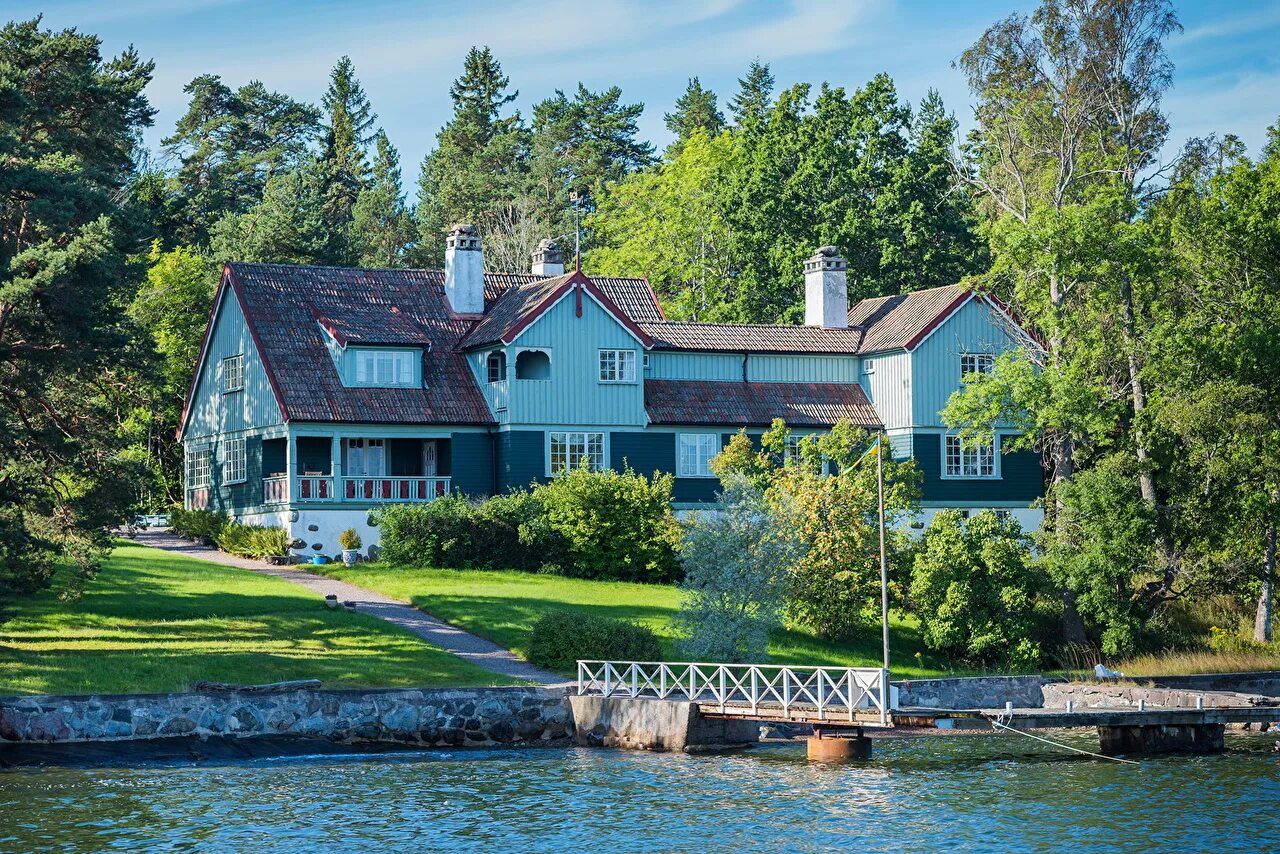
[486, 351, 506, 383]
[863, 359, 875, 375]
[516, 349, 551, 380]
[354, 350, 415, 387]
[222, 354, 244, 392]
[960, 353, 994, 378]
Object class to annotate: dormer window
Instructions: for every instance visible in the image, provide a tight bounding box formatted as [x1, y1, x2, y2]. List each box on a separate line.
[354, 349, 416, 387]
[487, 351, 506, 383]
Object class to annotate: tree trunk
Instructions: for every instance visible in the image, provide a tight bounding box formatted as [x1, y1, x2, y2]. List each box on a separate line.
[1256, 516, 1277, 643]
[1119, 274, 1158, 506]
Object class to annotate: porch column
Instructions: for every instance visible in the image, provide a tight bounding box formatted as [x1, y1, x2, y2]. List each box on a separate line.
[331, 435, 342, 498]
[285, 429, 294, 503]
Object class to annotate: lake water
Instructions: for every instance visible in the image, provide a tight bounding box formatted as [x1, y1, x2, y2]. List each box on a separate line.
[3, 733, 1278, 852]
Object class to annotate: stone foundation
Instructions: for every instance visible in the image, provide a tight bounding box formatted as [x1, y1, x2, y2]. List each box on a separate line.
[894, 675, 1057, 710]
[0, 687, 572, 749]
[1042, 682, 1280, 711]
[1098, 723, 1225, 756]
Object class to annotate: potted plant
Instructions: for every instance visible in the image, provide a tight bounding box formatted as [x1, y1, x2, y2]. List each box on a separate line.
[339, 528, 362, 566]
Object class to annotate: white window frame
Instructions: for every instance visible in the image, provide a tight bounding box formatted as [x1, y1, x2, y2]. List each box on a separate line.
[187, 447, 212, 489]
[863, 358, 875, 375]
[548, 431, 605, 475]
[598, 349, 637, 383]
[486, 351, 506, 384]
[960, 353, 994, 378]
[345, 438, 386, 477]
[222, 354, 244, 393]
[943, 434, 998, 479]
[221, 437, 246, 485]
[354, 349, 416, 387]
[677, 433, 720, 478]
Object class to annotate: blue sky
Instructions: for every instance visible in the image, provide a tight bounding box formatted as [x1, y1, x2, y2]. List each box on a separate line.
[27, 0, 1280, 184]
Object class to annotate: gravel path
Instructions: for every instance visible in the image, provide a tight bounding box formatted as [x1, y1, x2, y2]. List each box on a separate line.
[130, 530, 565, 686]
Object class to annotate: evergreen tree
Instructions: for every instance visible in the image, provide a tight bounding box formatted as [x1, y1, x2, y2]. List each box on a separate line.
[209, 158, 332, 264]
[0, 18, 155, 603]
[351, 131, 414, 268]
[729, 60, 774, 127]
[318, 56, 376, 263]
[413, 46, 528, 267]
[664, 77, 724, 153]
[162, 75, 319, 246]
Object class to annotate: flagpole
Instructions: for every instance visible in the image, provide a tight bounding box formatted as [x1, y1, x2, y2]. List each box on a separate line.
[877, 434, 889, 673]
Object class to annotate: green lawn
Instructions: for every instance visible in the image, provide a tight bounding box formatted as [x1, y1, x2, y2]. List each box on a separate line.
[0, 543, 521, 696]
[325, 564, 959, 678]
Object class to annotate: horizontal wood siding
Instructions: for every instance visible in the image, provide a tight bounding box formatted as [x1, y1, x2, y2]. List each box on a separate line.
[911, 299, 1018, 428]
[913, 432, 1043, 504]
[610, 431, 673, 476]
[184, 287, 283, 438]
[498, 430, 545, 492]
[450, 432, 493, 497]
[507, 294, 647, 427]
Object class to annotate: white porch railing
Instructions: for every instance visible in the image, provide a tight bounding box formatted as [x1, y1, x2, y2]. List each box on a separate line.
[341, 476, 450, 502]
[296, 476, 335, 501]
[576, 661, 891, 725]
[262, 475, 288, 504]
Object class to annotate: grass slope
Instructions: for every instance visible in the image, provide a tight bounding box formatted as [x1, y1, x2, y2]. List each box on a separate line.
[0, 543, 520, 696]
[325, 565, 956, 678]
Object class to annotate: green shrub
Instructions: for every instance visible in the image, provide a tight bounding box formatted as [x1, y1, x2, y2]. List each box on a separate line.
[532, 465, 680, 582]
[215, 522, 288, 559]
[528, 611, 662, 671]
[169, 508, 228, 541]
[377, 493, 558, 570]
[909, 509, 1050, 671]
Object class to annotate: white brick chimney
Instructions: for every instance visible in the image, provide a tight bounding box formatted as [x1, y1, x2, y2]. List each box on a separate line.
[804, 245, 848, 328]
[444, 223, 484, 314]
[531, 238, 565, 276]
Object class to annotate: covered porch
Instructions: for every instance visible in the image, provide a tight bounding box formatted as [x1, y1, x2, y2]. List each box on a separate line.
[261, 433, 453, 505]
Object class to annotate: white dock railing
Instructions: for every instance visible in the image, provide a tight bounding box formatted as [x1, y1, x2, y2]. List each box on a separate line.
[576, 661, 892, 726]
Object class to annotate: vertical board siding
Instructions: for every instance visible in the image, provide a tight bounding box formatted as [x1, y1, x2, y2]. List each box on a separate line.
[467, 348, 509, 423]
[610, 431, 674, 476]
[911, 299, 1018, 428]
[183, 288, 283, 438]
[746, 354, 858, 383]
[450, 432, 494, 497]
[647, 352, 742, 381]
[507, 295, 647, 427]
[861, 350, 912, 430]
[912, 432, 1043, 503]
[498, 430, 546, 492]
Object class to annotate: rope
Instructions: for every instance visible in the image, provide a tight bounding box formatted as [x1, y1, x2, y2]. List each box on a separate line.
[989, 717, 1141, 766]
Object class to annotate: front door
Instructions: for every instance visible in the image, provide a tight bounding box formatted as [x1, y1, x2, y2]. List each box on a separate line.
[346, 438, 386, 477]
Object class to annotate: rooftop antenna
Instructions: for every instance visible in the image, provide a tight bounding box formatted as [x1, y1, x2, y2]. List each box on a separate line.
[569, 188, 582, 272]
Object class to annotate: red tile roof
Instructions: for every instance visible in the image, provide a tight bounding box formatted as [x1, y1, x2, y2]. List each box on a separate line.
[848, 284, 972, 352]
[645, 379, 882, 428]
[641, 321, 865, 354]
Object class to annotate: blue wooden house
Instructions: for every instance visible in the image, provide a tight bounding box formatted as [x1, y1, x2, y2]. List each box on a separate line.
[179, 225, 1041, 556]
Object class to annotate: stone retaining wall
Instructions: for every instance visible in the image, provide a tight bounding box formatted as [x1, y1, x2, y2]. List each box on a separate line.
[0, 687, 572, 748]
[894, 675, 1057, 710]
[1041, 682, 1280, 710]
[568, 695, 760, 753]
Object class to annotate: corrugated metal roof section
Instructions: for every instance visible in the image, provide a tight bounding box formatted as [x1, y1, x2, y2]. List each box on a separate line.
[848, 284, 971, 353]
[645, 379, 883, 428]
[640, 321, 865, 354]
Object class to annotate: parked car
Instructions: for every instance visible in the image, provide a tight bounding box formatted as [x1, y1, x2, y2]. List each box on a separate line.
[132, 513, 171, 529]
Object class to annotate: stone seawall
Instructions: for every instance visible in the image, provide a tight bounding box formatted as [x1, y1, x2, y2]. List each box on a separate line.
[0, 687, 572, 748]
[1042, 682, 1280, 710]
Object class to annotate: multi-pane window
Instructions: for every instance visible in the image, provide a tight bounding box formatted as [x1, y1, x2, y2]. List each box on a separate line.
[598, 349, 636, 383]
[187, 448, 211, 489]
[486, 351, 506, 383]
[678, 434, 719, 477]
[355, 350, 415, 386]
[945, 435, 995, 477]
[222, 437, 246, 484]
[960, 353, 994, 377]
[222, 354, 244, 392]
[863, 359, 875, 375]
[550, 432, 604, 474]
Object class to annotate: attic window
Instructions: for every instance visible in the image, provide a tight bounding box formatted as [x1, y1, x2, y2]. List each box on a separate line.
[487, 351, 506, 383]
[515, 349, 550, 380]
[354, 349, 415, 387]
[222, 354, 244, 392]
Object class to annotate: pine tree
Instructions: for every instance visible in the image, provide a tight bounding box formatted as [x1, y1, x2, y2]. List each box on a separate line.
[664, 77, 724, 154]
[413, 46, 528, 267]
[209, 158, 332, 265]
[318, 56, 376, 263]
[729, 60, 774, 127]
[351, 131, 414, 268]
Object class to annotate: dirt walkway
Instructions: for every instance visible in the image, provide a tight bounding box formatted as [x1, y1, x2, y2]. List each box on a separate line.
[131, 530, 564, 686]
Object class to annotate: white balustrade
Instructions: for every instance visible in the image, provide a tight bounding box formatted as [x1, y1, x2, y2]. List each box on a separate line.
[576, 660, 891, 725]
[341, 476, 450, 502]
[262, 475, 288, 504]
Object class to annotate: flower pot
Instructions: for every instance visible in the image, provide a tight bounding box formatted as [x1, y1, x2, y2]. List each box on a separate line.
[342, 549, 360, 567]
